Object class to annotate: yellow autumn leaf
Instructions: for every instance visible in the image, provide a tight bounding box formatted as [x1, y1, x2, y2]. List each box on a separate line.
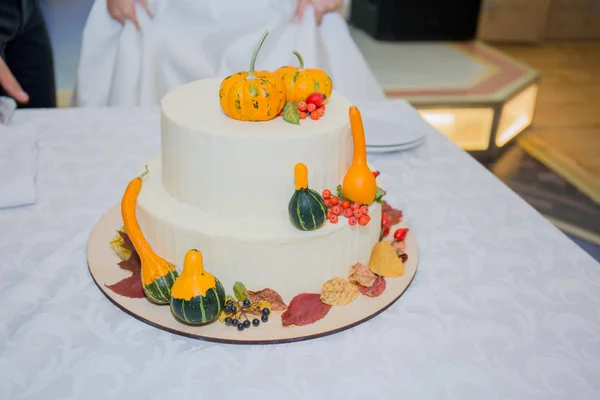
[109, 225, 131, 261]
[217, 310, 228, 323]
[218, 295, 240, 323]
[368, 241, 405, 278]
[320, 278, 360, 306]
[254, 299, 272, 312]
[348, 263, 377, 287]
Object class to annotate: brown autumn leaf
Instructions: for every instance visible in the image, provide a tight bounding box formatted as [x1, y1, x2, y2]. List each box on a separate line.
[368, 241, 405, 278]
[348, 262, 377, 287]
[358, 276, 386, 297]
[381, 201, 403, 226]
[105, 256, 145, 298]
[320, 277, 360, 306]
[248, 288, 288, 311]
[282, 293, 332, 327]
[105, 231, 144, 298]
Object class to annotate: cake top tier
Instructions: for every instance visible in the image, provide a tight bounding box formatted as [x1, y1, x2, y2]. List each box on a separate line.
[161, 78, 352, 137]
[160, 78, 354, 221]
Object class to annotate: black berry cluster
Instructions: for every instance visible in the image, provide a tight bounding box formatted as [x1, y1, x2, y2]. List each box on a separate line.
[223, 299, 270, 332]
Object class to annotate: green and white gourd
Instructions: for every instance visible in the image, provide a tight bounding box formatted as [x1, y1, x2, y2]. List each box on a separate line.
[170, 249, 226, 324]
[288, 163, 328, 231]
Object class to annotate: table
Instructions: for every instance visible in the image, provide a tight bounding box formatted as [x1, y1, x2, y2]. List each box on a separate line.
[1, 107, 599, 400]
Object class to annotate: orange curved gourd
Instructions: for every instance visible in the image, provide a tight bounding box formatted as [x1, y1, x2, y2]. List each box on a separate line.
[219, 31, 286, 121]
[121, 166, 178, 304]
[342, 106, 377, 205]
[275, 51, 333, 103]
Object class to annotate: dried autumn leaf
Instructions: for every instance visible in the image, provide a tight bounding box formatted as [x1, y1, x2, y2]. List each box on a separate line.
[348, 263, 377, 287]
[105, 256, 144, 298]
[368, 241, 405, 278]
[218, 310, 228, 323]
[253, 300, 272, 312]
[218, 295, 241, 323]
[281, 293, 332, 327]
[248, 288, 287, 311]
[320, 277, 360, 306]
[358, 276, 386, 297]
[109, 226, 134, 261]
[381, 201, 403, 226]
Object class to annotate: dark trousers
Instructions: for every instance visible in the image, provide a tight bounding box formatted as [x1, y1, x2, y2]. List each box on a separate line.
[0, 0, 56, 108]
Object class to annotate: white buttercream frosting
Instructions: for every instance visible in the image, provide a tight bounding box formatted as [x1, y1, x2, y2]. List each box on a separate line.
[161, 78, 353, 220]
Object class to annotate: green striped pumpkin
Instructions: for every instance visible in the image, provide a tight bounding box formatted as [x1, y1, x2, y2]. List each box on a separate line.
[144, 270, 178, 304]
[170, 250, 226, 325]
[288, 163, 327, 231]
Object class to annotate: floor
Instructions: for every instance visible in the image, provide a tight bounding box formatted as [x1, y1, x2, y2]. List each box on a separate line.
[491, 43, 600, 261]
[497, 43, 600, 205]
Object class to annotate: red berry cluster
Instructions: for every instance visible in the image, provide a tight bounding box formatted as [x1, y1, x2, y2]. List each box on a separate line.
[279, 92, 327, 121]
[298, 101, 326, 121]
[321, 189, 371, 226]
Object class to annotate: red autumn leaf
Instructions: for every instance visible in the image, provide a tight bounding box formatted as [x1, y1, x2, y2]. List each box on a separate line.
[106, 233, 144, 298]
[281, 293, 332, 327]
[381, 201, 403, 226]
[358, 276, 386, 298]
[248, 288, 288, 311]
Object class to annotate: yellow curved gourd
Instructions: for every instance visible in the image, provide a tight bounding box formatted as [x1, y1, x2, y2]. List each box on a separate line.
[219, 31, 286, 121]
[342, 106, 377, 205]
[275, 51, 333, 103]
[121, 167, 178, 304]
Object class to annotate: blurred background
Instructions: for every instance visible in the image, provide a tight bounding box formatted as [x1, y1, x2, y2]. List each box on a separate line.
[40, 0, 599, 259]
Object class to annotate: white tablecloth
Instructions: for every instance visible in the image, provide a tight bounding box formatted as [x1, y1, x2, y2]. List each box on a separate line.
[0, 108, 598, 400]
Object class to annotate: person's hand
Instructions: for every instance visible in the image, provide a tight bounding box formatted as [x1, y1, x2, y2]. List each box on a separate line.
[0, 58, 28, 104]
[295, 0, 344, 25]
[107, 0, 152, 29]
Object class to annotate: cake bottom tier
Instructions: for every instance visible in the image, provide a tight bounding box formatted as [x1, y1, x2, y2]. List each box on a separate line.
[137, 157, 382, 302]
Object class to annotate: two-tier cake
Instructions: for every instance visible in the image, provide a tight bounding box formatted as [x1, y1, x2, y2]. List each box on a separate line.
[106, 32, 408, 332]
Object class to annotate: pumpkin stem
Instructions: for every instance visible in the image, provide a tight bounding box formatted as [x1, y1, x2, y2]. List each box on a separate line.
[247, 30, 269, 80]
[349, 106, 367, 164]
[292, 51, 305, 70]
[138, 165, 150, 180]
[294, 163, 309, 190]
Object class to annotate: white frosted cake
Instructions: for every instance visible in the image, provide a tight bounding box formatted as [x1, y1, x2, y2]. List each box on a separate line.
[136, 78, 382, 301]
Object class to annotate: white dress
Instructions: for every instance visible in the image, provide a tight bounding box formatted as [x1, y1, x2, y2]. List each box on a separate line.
[72, 0, 385, 107]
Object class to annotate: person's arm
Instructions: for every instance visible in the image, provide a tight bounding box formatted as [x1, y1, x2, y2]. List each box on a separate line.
[107, 0, 152, 29]
[295, 0, 345, 25]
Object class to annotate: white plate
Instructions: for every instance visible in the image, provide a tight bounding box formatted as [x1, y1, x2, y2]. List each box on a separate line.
[367, 136, 426, 154]
[359, 100, 428, 147]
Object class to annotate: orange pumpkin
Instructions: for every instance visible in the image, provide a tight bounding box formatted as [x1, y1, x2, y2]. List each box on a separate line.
[219, 31, 286, 121]
[342, 106, 377, 205]
[275, 51, 333, 103]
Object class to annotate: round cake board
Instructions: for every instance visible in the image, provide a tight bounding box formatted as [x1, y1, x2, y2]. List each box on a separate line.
[87, 204, 419, 344]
